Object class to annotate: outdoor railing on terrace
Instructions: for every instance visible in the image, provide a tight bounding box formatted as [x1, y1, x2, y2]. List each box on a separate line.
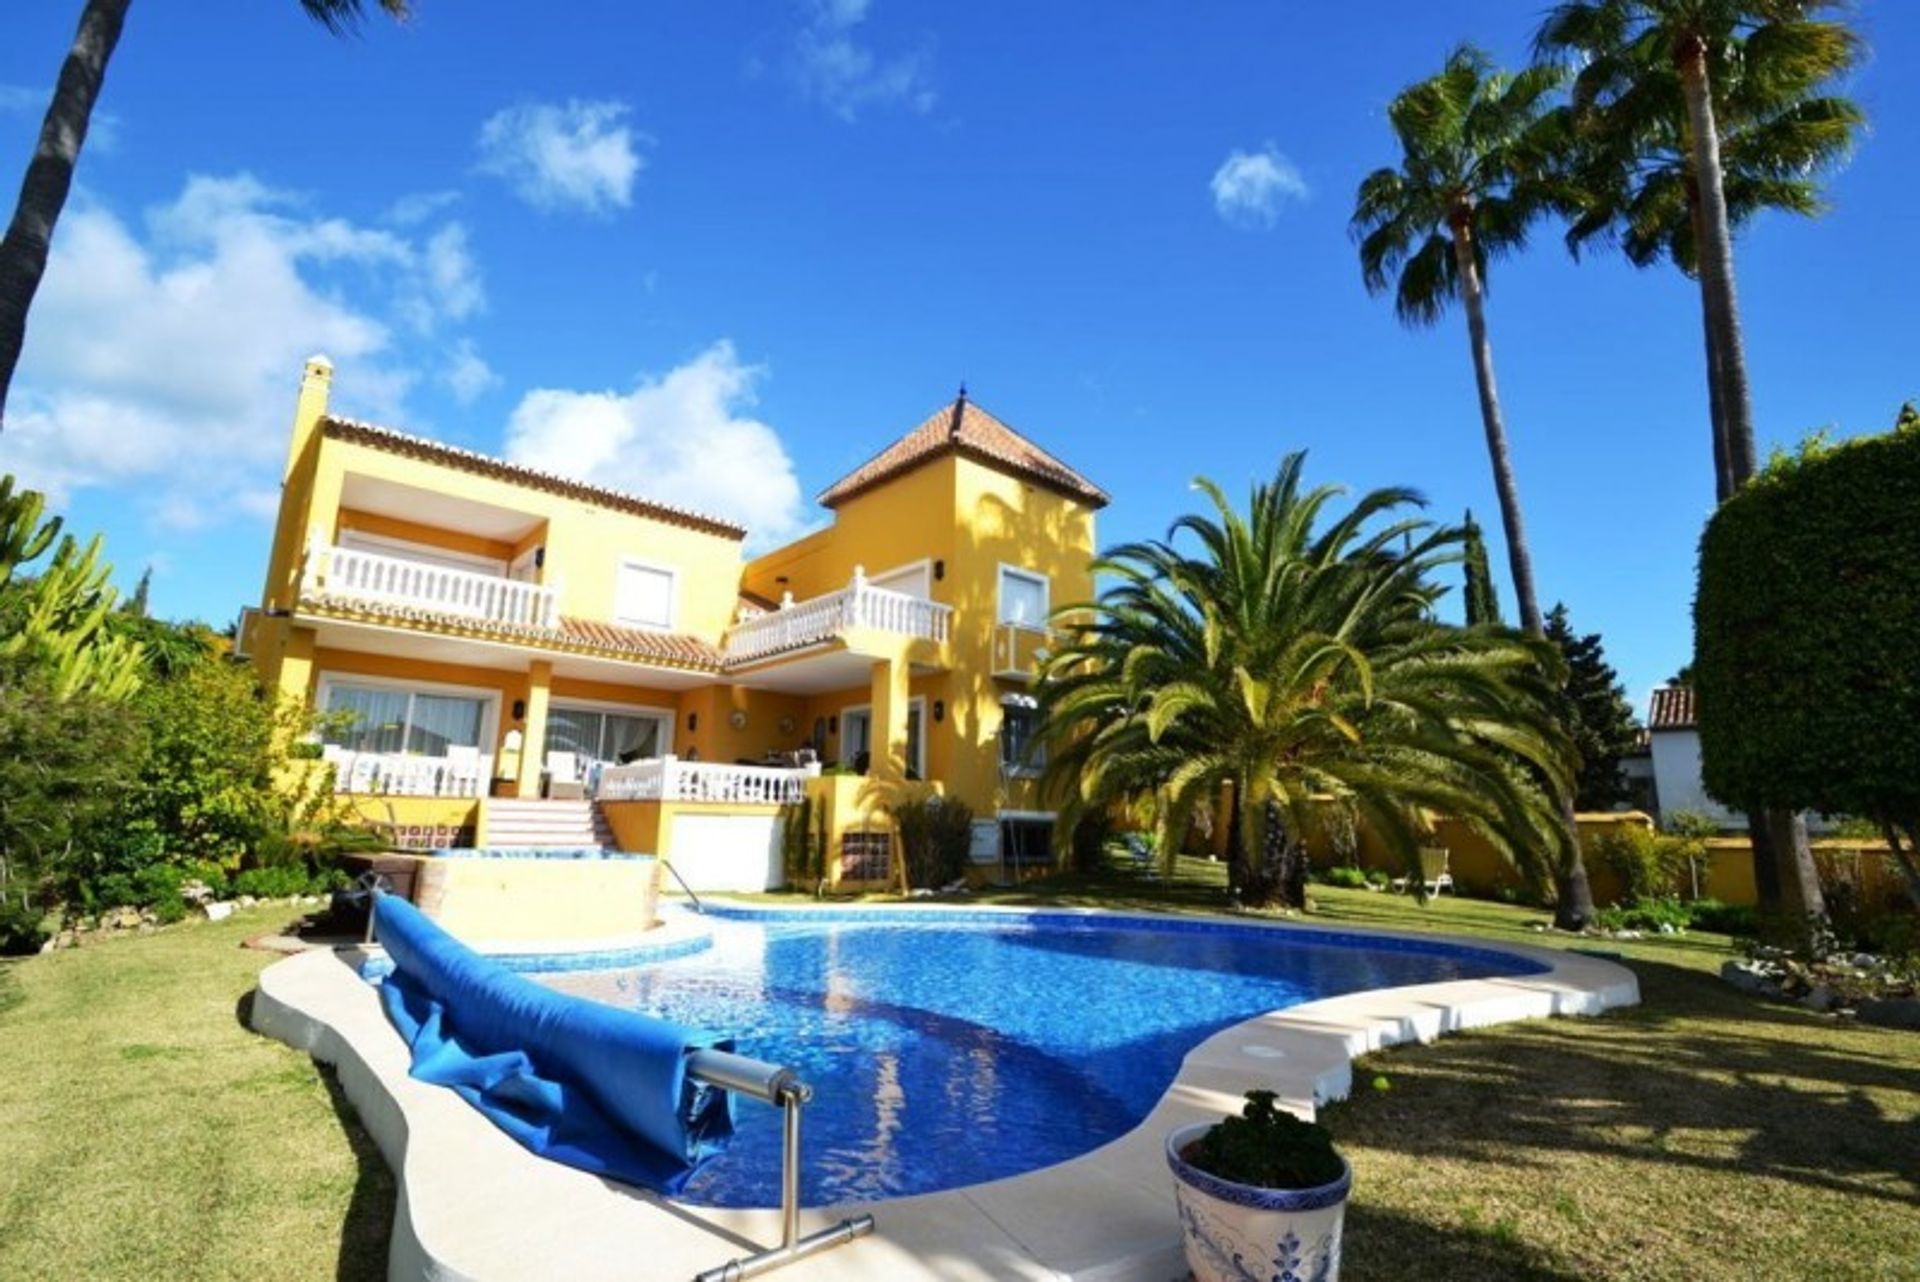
[301, 539, 559, 630]
[320, 746, 493, 798]
[725, 567, 952, 662]
[596, 756, 813, 806]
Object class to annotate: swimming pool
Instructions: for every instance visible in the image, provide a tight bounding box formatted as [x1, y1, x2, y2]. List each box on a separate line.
[534, 906, 1546, 1208]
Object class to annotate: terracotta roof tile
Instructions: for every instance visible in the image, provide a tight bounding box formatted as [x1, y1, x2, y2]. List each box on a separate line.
[555, 617, 726, 668]
[817, 396, 1108, 510]
[321, 416, 747, 540]
[1648, 685, 1696, 730]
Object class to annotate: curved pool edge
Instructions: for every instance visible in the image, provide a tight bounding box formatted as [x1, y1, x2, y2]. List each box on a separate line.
[249, 904, 1639, 1282]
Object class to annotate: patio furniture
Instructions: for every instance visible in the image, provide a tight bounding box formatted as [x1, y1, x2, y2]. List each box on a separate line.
[1124, 833, 1159, 879]
[1392, 846, 1454, 895]
[544, 751, 586, 800]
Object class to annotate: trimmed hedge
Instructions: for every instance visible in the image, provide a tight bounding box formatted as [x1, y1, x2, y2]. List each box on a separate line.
[1694, 410, 1920, 823]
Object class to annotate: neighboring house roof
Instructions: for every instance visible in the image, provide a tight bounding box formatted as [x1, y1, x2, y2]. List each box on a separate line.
[1627, 726, 1653, 756]
[320, 415, 748, 541]
[817, 393, 1109, 510]
[1648, 685, 1696, 731]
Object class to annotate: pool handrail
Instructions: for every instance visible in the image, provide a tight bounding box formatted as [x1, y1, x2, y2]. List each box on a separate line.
[662, 857, 705, 914]
[686, 1048, 874, 1281]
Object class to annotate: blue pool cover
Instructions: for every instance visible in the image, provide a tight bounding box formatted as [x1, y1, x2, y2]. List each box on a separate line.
[372, 895, 735, 1194]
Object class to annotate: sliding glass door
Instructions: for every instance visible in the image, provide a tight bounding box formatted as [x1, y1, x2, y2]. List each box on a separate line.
[546, 704, 671, 769]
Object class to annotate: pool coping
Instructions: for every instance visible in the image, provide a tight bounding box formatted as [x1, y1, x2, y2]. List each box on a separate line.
[250, 900, 1639, 1281]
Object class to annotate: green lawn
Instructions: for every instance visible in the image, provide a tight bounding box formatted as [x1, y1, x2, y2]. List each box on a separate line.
[3, 864, 1915, 1282]
[0, 910, 391, 1282]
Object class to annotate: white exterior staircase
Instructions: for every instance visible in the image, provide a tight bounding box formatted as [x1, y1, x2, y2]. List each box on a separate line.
[480, 799, 617, 849]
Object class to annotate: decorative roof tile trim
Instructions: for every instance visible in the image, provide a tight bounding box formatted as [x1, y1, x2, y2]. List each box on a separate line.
[1648, 685, 1696, 730]
[320, 416, 748, 541]
[299, 596, 725, 672]
[817, 398, 1110, 510]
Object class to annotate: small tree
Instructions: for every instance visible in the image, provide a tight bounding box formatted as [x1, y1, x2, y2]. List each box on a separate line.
[1461, 510, 1503, 627]
[1544, 603, 1639, 811]
[1695, 408, 1920, 910]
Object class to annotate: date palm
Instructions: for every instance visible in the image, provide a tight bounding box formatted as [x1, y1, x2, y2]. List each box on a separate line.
[1538, 1, 1859, 930]
[1541, 0, 1862, 498]
[0, 0, 409, 433]
[1351, 45, 1566, 638]
[1038, 454, 1576, 911]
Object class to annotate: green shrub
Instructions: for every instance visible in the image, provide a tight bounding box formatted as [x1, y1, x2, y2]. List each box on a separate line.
[1595, 896, 1693, 933]
[1182, 1090, 1344, 1190]
[1364, 868, 1389, 887]
[233, 865, 318, 900]
[1317, 866, 1370, 890]
[0, 901, 50, 955]
[890, 795, 975, 889]
[1588, 825, 1689, 903]
[1695, 410, 1920, 894]
[1688, 898, 1758, 937]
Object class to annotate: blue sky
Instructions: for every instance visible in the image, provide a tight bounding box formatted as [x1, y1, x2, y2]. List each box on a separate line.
[2, 0, 1914, 714]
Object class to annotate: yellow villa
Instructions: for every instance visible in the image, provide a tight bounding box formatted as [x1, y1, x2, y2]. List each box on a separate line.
[240, 356, 1106, 891]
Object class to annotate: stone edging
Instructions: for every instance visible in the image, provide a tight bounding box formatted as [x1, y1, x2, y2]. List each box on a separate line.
[250, 904, 1639, 1281]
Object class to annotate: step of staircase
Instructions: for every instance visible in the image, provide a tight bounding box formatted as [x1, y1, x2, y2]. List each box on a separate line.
[481, 799, 617, 849]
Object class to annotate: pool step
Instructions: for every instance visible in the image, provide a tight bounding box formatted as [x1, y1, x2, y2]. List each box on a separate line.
[480, 799, 618, 849]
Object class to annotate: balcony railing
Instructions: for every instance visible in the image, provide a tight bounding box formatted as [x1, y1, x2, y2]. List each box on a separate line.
[302, 540, 559, 630]
[321, 747, 493, 798]
[597, 756, 814, 806]
[725, 567, 953, 662]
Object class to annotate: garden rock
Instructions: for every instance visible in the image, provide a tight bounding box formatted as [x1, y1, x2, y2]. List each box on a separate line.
[1800, 984, 1838, 1013]
[1856, 998, 1920, 1031]
[1721, 960, 1777, 997]
[203, 901, 235, 922]
[237, 895, 258, 908]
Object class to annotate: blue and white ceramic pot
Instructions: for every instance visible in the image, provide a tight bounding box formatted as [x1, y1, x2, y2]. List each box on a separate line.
[1165, 1121, 1351, 1282]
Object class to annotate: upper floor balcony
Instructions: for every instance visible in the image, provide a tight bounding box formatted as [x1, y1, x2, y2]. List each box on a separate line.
[300, 538, 559, 630]
[724, 566, 953, 663]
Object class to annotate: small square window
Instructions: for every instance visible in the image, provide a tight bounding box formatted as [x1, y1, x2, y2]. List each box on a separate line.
[998, 566, 1049, 627]
[616, 562, 675, 629]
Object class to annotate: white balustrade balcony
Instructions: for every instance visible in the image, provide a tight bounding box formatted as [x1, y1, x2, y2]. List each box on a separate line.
[725, 567, 953, 662]
[596, 756, 814, 806]
[320, 746, 493, 798]
[301, 540, 559, 630]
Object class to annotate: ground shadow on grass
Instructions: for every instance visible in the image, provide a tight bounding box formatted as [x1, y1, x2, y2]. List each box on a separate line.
[1342, 1201, 1593, 1282]
[0, 961, 22, 1017]
[319, 1061, 395, 1282]
[1322, 956, 1920, 1279]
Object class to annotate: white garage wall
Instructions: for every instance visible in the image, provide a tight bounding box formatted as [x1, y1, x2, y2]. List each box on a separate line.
[668, 813, 786, 892]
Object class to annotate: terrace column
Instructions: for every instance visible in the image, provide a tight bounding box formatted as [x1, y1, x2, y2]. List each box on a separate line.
[515, 660, 553, 798]
[869, 652, 911, 782]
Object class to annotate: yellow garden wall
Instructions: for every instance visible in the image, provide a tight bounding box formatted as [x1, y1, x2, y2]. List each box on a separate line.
[409, 855, 659, 943]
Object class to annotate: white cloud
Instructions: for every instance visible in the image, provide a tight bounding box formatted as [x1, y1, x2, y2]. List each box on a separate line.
[503, 341, 807, 547]
[476, 100, 643, 215]
[1210, 144, 1309, 229]
[384, 189, 462, 226]
[791, 0, 935, 121]
[1, 174, 483, 524]
[442, 337, 499, 405]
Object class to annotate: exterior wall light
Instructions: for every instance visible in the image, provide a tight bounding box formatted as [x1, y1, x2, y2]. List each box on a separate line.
[933, 700, 945, 723]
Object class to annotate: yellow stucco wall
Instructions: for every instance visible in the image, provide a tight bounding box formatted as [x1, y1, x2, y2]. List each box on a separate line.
[410, 855, 659, 942]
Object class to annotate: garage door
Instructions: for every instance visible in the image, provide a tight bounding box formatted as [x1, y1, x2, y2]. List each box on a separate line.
[668, 813, 785, 892]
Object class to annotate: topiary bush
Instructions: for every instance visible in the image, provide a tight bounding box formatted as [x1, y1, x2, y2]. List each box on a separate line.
[1695, 409, 1920, 909]
[1316, 866, 1370, 890]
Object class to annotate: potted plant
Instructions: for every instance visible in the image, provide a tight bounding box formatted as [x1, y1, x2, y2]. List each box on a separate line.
[1166, 1090, 1351, 1282]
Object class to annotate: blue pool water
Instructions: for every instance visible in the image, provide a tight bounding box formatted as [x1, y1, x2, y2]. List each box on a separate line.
[535, 908, 1543, 1208]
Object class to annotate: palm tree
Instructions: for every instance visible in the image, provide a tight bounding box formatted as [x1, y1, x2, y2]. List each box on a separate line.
[1538, 1, 1860, 930]
[1351, 45, 1566, 638]
[1541, 1, 1862, 499]
[0, 0, 409, 433]
[1038, 454, 1576, 911]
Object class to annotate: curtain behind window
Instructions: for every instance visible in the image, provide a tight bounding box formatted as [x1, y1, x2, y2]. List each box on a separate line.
[325, 686, 409, 753]
[407, 694, 485, 755]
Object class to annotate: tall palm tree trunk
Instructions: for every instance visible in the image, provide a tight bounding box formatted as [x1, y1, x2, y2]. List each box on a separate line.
[1448, 217, 1596, 929]
[1679, 39, 1825, 932]
[0, 0, 131, 433]
[1685, 189, 1734, 503]
[1448, 219, 1544, 637]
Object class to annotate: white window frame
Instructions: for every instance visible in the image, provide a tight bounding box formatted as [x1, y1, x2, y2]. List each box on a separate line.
[547, 697, 675, 762]
[339, 529, 508, 577]
[840, 696, 928, 779]
[867, 557, 933, 600]
[614, 557, 679, 631]
[997, 563, 1051, 629]
[314, 671, 501, 757]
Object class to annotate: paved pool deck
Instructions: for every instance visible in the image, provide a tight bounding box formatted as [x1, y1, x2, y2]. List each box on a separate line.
[250, 902, 1639, 1281]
